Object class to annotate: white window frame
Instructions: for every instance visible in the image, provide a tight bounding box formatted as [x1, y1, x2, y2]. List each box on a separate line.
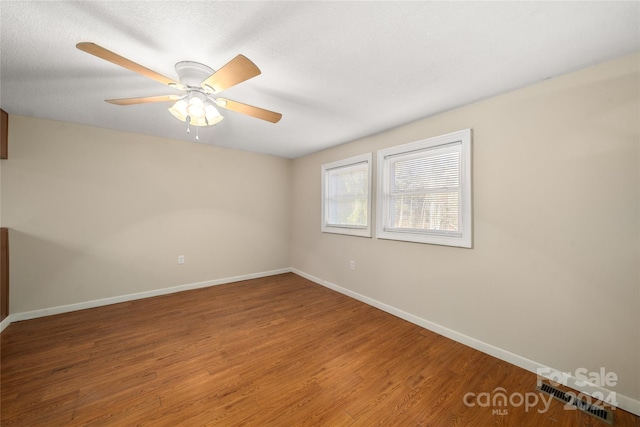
[321, 153, 372, 237]
[376, 129, 472, 248]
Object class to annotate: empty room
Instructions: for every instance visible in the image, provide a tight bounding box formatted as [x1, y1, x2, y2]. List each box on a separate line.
[1, 1, 639, 426]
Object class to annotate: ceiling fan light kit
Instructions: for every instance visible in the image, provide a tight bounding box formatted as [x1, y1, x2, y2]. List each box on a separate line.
[168, 92, 224, 127]
[168, 62, 225, 130]
[76, 42, 282, 141]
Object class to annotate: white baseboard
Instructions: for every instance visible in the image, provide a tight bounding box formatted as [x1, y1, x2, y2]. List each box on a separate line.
[291, 268, 640, 417]
[9, 268, 291, 323]
[0, 315, 11, 333]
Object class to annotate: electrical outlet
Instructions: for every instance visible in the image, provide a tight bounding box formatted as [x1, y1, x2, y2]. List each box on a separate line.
[349, 260, 355, 270]
[178, 255, 185, 265]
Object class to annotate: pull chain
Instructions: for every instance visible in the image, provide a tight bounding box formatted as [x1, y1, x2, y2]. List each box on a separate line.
[186, 116, 191, 134]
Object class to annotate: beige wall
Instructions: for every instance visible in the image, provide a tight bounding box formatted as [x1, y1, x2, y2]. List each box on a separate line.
[291, 54, 640, 401]
[2, 117, 292, 313]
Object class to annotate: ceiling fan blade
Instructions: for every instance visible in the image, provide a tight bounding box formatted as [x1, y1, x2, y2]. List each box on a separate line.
[216, 98, 282, 123]
[201, 55, 261, 93]
[77, 42, 181, 87]
[105, 95, 182, 105]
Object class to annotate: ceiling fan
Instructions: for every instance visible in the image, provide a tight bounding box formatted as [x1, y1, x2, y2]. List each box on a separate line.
[76, 42, 282, 140]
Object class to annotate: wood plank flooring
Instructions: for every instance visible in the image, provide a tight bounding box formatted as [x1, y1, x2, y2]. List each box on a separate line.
[2, 273, 638, 426]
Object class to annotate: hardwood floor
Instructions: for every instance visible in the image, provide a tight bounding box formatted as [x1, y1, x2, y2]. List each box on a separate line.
[2, 273, 638, 426]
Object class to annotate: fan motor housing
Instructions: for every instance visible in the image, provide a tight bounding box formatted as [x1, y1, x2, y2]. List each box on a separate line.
[174, 61, 214, 88]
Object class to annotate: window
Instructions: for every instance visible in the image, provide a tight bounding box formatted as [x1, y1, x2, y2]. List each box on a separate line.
[377, 129, 472, 247]
[321, 153, 372, 237]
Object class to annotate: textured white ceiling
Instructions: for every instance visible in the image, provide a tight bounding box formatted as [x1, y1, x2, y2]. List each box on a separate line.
[1, 1, 638, 158]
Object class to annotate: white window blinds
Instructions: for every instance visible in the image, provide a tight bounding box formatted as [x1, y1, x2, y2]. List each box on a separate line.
[321, 153, 372, 237]
[377, 129, 472, 247]
[325, 162, 369, 227]
[387, 142, 462, 235]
